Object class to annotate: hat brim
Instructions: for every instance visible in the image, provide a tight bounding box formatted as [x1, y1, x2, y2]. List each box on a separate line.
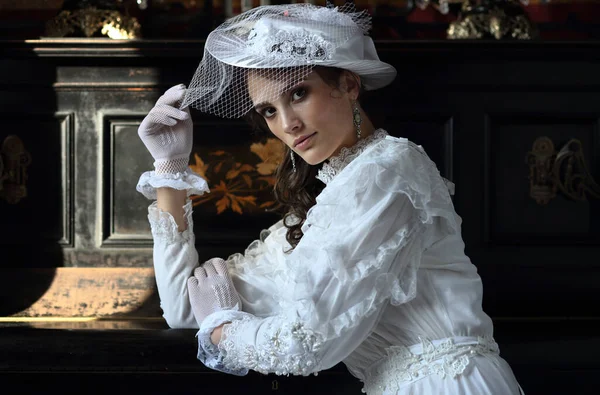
[315, 59, 397, 91]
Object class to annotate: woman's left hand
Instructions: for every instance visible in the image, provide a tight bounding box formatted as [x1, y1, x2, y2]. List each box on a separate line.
[187, 258, 242, 328]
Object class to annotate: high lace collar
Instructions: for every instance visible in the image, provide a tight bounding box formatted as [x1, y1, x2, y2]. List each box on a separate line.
[316, 129, 388, 185]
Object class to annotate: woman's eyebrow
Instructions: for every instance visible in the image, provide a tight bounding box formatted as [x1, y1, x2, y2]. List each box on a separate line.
[254, 100, 271, 112]
[253, 81, 305, 111]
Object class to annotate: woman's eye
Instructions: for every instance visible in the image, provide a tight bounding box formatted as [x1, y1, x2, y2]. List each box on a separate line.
[262, 107, 276, 118]
[292, 88, 306, 101]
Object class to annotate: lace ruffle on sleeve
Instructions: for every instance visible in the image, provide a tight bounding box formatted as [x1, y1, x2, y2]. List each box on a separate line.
[195, 137, 460, 376]
[137, 168, 209, 200]
[197, 309, 325, 376]
[196, 310, 250, 376]
[148, 199, 195, 244]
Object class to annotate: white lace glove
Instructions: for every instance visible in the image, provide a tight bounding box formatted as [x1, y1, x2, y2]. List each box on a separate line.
[138, 84, 193, 174]
[187, 258, 243, 328]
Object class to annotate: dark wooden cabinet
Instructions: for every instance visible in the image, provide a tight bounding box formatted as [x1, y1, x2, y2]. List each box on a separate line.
[1, 39, 599, 394]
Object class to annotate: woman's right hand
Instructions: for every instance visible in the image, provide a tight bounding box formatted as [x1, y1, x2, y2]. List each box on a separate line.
[138, 84, 194, 174]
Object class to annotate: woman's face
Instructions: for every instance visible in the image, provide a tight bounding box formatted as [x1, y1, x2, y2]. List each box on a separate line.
[247, 69, 359, 165]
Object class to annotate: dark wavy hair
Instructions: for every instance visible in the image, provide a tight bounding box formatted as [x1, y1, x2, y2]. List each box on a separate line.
[244, 66, 363, 250]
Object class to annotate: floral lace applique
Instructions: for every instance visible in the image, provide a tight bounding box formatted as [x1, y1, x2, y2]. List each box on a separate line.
[219, 315, 324, 376]
[362, 336, 500, 394]
[316, 129, 388, 185]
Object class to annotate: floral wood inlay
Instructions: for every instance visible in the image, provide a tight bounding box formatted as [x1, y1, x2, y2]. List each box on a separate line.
[189, 138, 284, 215]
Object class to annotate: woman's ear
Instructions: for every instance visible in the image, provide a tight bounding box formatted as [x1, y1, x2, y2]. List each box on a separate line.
[339, 71, 361, 100]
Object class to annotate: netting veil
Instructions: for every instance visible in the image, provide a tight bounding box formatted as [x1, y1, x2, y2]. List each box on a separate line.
[181, 3, 395, 119]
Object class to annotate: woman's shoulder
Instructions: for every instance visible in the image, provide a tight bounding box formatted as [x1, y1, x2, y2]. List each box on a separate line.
[370, 134, 455, 195]
[323, 130, 455, 201]
[353, 132, 439, 176]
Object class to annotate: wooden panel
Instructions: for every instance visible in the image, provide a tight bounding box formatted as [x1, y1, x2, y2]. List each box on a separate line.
[101, 115, 154, 246]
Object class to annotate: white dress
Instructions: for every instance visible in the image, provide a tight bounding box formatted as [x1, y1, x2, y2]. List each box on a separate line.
[137, 129, 524, 394]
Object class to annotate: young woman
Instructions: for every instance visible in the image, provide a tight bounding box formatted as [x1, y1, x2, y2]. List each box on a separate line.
[136, 3, 524, 394]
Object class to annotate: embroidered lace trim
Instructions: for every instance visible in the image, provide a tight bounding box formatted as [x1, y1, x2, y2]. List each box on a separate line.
[248, 29, 335, 61]
[147, 200, 194, 244]
[316, 129, 388, 185]
[361, 336, 500, 394]
[219, 315, 324, 376]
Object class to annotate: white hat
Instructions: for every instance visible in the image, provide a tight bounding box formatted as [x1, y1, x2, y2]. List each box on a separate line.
[182, 3, 396, 118]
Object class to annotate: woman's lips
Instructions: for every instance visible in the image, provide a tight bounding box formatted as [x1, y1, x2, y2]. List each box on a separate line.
[294, 132, 317, 151]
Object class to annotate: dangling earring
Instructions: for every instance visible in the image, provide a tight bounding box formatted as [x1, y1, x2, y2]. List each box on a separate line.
[290, 151, 296, 173]
[353, 100, 362, 139]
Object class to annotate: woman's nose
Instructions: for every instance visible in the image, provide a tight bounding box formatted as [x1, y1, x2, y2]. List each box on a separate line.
[280, 108, 302, 134]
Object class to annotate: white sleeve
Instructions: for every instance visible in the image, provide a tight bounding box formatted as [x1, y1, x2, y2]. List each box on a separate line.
[148, 199, 200, 328]
[138, 167, 209, 328]
[196, 140, 461, 376]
